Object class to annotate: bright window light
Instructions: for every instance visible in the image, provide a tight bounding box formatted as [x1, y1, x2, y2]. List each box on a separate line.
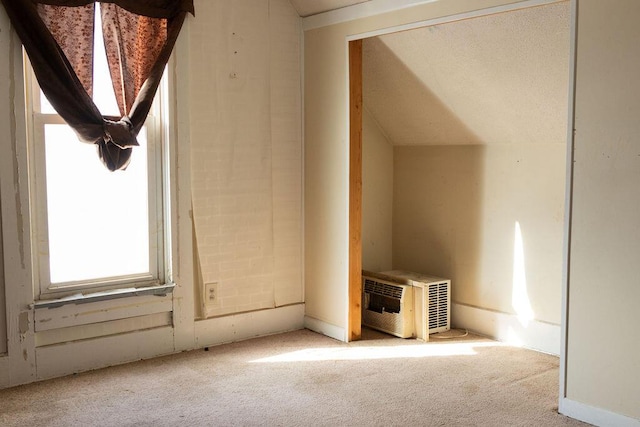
[512, 221, 535, 326]
[44, 125, 150, 283]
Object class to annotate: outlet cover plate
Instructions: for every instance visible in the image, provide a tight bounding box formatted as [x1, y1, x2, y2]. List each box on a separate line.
[203, 282, 218, 309]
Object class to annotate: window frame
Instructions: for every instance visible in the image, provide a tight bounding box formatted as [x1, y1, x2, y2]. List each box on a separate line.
[24, 57, 170, 300]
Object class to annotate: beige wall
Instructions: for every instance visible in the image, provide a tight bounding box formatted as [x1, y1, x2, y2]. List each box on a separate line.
[362, 109, 393, 272]
[393, 144, 566, 325]
[363, 3, 570, 147]
[304, 0, 535, 334]
[189, 0, 303, 318]
[566, 0, 640, 418]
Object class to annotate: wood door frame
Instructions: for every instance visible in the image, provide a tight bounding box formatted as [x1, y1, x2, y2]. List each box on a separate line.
[348, 39, 363, 342]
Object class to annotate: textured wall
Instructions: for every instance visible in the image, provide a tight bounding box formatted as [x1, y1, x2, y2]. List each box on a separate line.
[363, 2, 570, 146]
[566, 0, 640, 418]
[393, 144, 566, 325]
[362, 109, 393, 272]
[189, 0, 302, 318]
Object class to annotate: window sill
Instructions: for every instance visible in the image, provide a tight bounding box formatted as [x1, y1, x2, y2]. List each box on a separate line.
[32, 283, 175, 310]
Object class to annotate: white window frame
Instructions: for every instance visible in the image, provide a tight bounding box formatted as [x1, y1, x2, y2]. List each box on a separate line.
[24, 59, 170, 300]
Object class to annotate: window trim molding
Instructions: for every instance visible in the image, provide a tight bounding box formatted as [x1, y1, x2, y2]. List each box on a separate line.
[164, 19, 196, 351]
[31, 282, 175, 309]
[24, 57, 170, 300]
[0, 20, 37, 387]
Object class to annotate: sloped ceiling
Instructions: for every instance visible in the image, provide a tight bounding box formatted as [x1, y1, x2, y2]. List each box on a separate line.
[289, 0, 370, 17]
[363, 2, 571, 146]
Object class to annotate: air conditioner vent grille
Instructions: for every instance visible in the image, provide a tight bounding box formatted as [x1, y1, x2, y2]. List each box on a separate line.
[364, 279, 403, 300]
[428, 281, 449, 330]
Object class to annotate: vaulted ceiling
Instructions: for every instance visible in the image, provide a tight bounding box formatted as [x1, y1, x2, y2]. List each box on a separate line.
[289, 0, 370, 17]
[363, 2, 571, 146]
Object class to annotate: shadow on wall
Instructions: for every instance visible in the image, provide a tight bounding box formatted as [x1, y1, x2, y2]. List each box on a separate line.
[362, 37, 483, 146]
[390, 145, 485, 307]
[389, 143, 566, 324]
[362, 33, 483, 280]
[362, 34, 486, 303]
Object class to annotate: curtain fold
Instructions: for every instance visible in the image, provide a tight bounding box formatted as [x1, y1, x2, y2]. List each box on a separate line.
[0, 0, 194, 171]
[37, 3, 95, 96]
[101, 4, 167, 116]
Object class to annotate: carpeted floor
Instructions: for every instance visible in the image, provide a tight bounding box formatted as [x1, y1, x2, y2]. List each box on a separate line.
[0, 328, 589, 426]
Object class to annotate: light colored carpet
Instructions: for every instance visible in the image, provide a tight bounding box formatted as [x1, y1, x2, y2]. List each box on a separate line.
[0, 328, 588, 426]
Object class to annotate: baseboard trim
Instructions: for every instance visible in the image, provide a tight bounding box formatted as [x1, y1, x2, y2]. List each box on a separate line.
[194, 304, 305, 348]
[303, 316, 346, 342]
[33, 304, 306, 383]
[36, 326, 175, 381]
[560, 398, 640, 427]
[452, 303, 560, 355]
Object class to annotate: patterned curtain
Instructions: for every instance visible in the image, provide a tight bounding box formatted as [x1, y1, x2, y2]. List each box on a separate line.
[0, 0, 194, 171]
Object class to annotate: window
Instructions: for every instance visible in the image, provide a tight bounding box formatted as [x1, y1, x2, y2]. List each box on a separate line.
[25, 4, 168, 299]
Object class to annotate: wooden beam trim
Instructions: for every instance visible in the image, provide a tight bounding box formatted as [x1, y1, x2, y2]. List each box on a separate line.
[348, 39, 363, 342]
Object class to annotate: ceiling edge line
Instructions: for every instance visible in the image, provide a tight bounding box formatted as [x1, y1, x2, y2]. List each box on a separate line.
[302, 0, 437, 31]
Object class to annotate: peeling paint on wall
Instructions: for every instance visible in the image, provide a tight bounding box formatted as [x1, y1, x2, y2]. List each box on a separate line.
[18, 311, 29, 335]
[8, 29, 26, 270]
[189, 0, 302, 318]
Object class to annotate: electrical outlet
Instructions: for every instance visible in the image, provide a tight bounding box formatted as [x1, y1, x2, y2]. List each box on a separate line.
[204, 282, 218, 306]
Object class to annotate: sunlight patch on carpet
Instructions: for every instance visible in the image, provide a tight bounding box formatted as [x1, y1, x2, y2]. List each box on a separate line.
[249, 341, 506, 363]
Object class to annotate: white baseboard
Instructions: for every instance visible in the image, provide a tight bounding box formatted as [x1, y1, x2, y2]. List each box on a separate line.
[194, 304, 305, 348]
[452, 303, 561, 355]
[33, 304, 305, 383]
[303, 316, 346, 342]
[560, 398, 640, 427]
[36, 326, 175, 381]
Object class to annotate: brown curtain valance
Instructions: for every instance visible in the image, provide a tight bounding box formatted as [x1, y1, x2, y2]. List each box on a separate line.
[34, 0, 194, 18]
[0, 0, 194, 171]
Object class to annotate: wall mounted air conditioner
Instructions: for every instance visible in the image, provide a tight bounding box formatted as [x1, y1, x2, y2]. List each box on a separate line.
[362, 276, 414, 338]
[362, 270, 450, 340]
